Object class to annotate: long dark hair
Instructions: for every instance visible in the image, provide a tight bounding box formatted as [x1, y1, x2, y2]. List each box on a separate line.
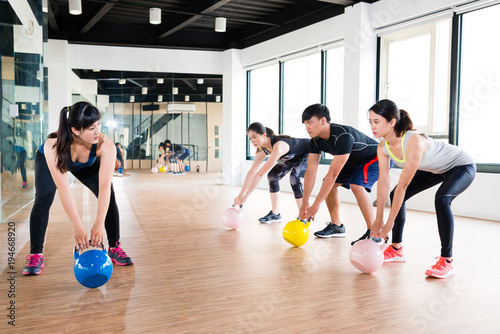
[247, 122, 290, 139]
[53, 101, 101, 173]
[369, 99, 414, 137]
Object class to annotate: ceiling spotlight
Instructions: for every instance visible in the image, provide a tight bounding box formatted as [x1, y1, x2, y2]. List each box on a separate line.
[142, 87, 148, 94]
[92, 69, 101, 72]
[215, 17, 226, 32]
[158, 95, 163, 102]
[130, 96, 135, 103]
[185, 95, 190, 102]
[207, 87, 213, 94]
[150, 8, 161, 25]
[216, 95, 221, 102]
[173, 87, 178, 95]
[118, 79, 126, 84]
[157, 78, 164, 84]
[69, 0, 82, 15]
[197, 79, 204, 84]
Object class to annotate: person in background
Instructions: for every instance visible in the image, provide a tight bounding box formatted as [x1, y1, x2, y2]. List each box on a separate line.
[115, 142, 124, 176]
[234, 122, 309, 224]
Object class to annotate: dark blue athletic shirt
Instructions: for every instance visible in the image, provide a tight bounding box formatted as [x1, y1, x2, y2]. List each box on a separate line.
[262, 137, 309, 160]
[170, 143, 186, 154]
[39, 141, 98, 172]
[309, 124, 378, 166]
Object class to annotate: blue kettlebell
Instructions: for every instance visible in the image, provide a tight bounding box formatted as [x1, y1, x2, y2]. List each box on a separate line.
[74, 244, 113, 288]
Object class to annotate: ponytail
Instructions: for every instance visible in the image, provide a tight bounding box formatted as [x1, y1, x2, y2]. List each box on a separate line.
[394, 109, 414, 137]
[53, 102, 102, 173]
[54, 106, 73, 173]
[369, 99, 414, 137]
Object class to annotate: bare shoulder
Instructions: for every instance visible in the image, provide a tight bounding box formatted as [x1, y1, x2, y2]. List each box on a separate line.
[96, 133, 114, 156]
[273, 139, 290, 152]
[44, 138, 57, 154]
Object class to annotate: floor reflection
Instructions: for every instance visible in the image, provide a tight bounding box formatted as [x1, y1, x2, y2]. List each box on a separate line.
[1, 170, 35, 221]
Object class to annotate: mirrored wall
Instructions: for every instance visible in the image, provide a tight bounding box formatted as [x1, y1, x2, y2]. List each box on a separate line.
[1, 1, 46, 221]
[103, 102, 212, 172]
[71, 70, 223, 173]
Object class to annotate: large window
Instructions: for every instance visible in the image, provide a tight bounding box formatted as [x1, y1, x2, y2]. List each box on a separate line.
[246, 47, 345, 160]
[247, 64, 280, 157]
[248, 64, 279, 133]
[325, 46, 344, 124]
[379, 19, 451, 138]
[458, 4, 500, 164]
[282, 53, 321, 138]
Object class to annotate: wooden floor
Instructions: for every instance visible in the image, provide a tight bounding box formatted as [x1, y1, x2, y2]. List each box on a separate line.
[1, 170, 500, 333]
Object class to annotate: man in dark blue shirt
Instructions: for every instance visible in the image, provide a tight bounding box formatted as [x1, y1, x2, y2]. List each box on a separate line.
[299, 104, 381, 244]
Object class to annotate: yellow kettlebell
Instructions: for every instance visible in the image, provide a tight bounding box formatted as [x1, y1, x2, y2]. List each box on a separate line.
[283, 219, 311, 247]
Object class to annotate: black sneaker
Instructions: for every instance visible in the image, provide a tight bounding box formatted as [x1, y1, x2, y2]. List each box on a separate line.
[351, 229, 371, 245]
[108, 242, 134, 266]
[23, 254, 45, 275]
[314, 223, 346, 238]
[258, 211, 282, 224]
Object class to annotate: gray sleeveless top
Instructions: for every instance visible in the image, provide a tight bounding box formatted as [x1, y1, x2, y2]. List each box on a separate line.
[382, 131, 474, 174]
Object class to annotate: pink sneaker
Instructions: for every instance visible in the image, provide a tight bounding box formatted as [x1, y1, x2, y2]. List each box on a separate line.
[108, 242, 133, 266]
[23, 254, 45, 275]
[425, 257, 455, 278]
[383, 245, 407, 262]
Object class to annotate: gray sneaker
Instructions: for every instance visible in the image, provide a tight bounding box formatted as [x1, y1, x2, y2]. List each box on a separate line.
[314, 223, 346, 238]
[258, 211, 282, 224]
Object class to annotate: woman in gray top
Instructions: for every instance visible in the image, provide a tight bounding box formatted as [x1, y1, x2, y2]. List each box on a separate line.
[368, 99, 476, 279]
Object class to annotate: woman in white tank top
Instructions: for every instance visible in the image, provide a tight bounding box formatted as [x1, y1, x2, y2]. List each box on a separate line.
[368, 99, 476, 279]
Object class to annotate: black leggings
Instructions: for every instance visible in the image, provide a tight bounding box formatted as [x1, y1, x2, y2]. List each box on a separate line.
[29, 150, 120, 254]
[267, 154, 308, 199]
[390, 163, 476, 257]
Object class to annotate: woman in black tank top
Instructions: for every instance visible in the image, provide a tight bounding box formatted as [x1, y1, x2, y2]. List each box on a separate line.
[234, 122, 309, 224]
[23, 102, 133, 276]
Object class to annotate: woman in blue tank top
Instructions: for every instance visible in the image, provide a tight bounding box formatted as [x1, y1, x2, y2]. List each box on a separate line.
[23, 102, 133, 276]
[368, 99, 476, 279]
[234, 122, 309, 224]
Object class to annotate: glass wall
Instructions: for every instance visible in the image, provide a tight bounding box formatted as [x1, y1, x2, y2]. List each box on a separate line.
[1, 1, 45, 221]
[105, 102, 208, 171]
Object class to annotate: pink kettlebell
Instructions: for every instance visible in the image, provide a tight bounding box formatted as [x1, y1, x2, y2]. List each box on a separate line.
[222, 205, 243, 229]
[349, 239, 384, 274]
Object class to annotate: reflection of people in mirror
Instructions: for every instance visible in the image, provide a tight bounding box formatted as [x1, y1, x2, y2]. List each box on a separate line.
[13, 145, 28, 188]
[115, 142, 124, 175]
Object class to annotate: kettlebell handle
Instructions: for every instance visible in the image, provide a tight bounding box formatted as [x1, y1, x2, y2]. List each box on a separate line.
[232, 204, 243, 211]
[297, 217, 313, 224]
[74, 242, 106, 259]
